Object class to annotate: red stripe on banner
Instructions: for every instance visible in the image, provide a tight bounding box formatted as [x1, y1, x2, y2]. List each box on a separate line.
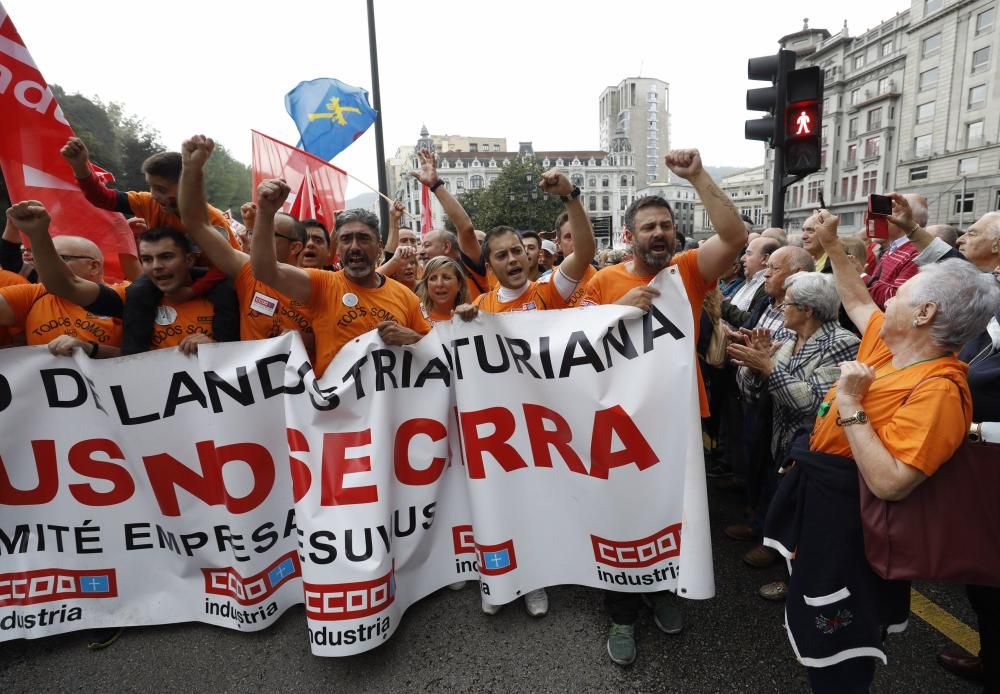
[303, 562, 395, 621]
[0, 567, 118, 607]
[202, 551, 302, 606]
[590, 523, 682, 568]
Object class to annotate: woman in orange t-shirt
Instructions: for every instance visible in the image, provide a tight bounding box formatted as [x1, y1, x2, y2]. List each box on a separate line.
[416, 256, 468, 325]
[767, 206, 1000, 693]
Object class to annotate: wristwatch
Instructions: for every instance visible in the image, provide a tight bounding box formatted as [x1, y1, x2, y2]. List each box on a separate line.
[969, 422, 983, 443]
[429, 179, 445, 192]
[561, 185, 582, 203]
[836, 410, 868, 427]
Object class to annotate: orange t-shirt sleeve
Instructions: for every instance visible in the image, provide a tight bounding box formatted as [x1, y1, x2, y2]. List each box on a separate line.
[581, 275, 603, 306]
[539, 275, 569, 309]
[305, 268, 332, 312]
[207, 207, 240, 249]
[1, 283, 44, 324]
[879, 378, 968, 476]
[674, 249, 715, 298]
[408, 296, 431, 335]
[125, 191, 152, 220]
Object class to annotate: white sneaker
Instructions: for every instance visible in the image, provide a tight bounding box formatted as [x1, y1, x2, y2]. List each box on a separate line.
[481, 597, 502, 615]
[447, 581, 466, 591]
[524, 588, 549, 617]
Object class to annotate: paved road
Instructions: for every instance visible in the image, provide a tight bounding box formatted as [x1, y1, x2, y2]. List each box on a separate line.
[0, 482, 980, 693]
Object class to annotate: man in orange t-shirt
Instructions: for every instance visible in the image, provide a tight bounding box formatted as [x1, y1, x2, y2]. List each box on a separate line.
[250, 180, 429, 378]
[2, 205, 123, 358]
[456, 169, 595, 319]
[552, 210, 599, 307]
[0, 269, 28, 347]
[582, 149, 748, 667]
[177, 135, 314, 350]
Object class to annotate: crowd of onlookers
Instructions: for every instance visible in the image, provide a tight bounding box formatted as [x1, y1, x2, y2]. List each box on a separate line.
[2, 135, 998, 692]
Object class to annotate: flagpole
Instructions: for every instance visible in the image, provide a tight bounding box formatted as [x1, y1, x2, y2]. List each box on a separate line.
[366, 0, 390, 240]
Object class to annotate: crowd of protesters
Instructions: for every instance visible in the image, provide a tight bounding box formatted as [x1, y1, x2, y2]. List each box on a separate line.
[2, 134, 999, 693]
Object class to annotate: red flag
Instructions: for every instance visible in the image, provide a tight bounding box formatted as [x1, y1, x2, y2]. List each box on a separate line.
[251, 130, 346, 231]
[289, 167, 328, 230]
[0, 4, 135, 281]
[420, 183, 433, 238]
[90, 162, 115, 185]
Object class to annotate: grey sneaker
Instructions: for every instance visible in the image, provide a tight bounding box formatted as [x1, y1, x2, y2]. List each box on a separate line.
[524, 588, 548, 617]
[607, 623, 636, 665]
[481, 597, 502, 615]
[643, 592, 683, 634]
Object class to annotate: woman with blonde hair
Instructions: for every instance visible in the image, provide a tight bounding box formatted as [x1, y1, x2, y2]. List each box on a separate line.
[416, 256, 469, 323]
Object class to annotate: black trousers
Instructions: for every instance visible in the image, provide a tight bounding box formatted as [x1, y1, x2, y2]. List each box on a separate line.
[969, 583, 1000, 693]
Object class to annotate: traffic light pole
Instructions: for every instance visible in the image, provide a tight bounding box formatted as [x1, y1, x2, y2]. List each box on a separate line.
[771, 146, 785, 229]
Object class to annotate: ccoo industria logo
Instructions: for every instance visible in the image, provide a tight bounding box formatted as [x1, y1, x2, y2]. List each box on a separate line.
[590, 523, 682, 568]
[304, 562, 396, 621]
[0, 568, 117, 606]
[202, 551, 301, 605]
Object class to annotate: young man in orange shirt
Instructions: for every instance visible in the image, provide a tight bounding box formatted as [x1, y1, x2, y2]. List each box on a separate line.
[177, 135, 314, 351]
[2, 203, 123, 358]
[60, 136, 239, 353]
[553, 210, 598, 306]
[250, 180, 429, 379]
[454, 169, 594, 318]
[582, 149, 748, 666]
[7, 201, 236, 356]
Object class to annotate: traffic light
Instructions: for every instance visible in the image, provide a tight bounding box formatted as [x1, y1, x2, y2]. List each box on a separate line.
[783, 66, 824, 176]
[745, 49, 796, 147]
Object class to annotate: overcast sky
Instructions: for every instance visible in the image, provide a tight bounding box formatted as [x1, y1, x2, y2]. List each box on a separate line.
[7, 0, 900, 199]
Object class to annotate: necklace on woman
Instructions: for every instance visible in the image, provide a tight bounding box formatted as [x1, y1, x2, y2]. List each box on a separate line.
[816, 354, 950, 418]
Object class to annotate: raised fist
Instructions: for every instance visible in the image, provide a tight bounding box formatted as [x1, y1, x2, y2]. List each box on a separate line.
[256, 179, 291, 217]
[539, 169, 573, 197]
[665, 149, 704, 180]
[60, 137, 91, 177]
[6, 201, 51, 238]
[181, 135, 215, 169]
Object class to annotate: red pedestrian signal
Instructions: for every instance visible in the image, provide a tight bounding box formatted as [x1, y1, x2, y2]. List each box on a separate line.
[786, 101, 819, 139]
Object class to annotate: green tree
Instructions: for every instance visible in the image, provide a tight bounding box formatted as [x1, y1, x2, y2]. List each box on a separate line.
[455, 157, 564, 232]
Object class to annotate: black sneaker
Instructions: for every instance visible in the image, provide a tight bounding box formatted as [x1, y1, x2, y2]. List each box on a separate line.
[706, 461, 733, 478]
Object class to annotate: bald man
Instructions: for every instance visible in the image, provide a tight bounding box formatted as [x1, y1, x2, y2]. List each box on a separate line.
[866, 192, 927, 309]
[2, 203, 122, 357]
[927, 224, 959, 249]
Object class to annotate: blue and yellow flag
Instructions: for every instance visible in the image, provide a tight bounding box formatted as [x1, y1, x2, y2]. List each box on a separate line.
[284, 78, 377, 162]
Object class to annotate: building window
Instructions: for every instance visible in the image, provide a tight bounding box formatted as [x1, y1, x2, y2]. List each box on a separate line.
[925, 0, 942, 14]
[589, 196, 596, 212]
[807, 180, 823, 203]
[954, 193, 975, 214]
[841, 177, 849, 199]
[977, 8, 995, 35]
[878, 77, 890, 94]
[959, 157, 979, 175]
[921, 33, 942, 58]
[847, 144, 857, 163]
[916, 101, 935, 123]
[864, 137, 881, 158]
[469, 144, 477, 153]
[867, 108, 882, 131]
[882, 39, 893, 56]
[821, 149, 827, 168]
[850, 175, 858, 198]
[470, 175, 484, 189]
[621, 197, 627, 210]
[587, 177, 596, 188]
[602, 196, 610, 211]
[969, 84, 987, 109]
[919, 67, 938, 91]
[848, 118, 858, 138]
[571, 174, 584, 187]
[601, 177, 609, 187]
[909, 166, 928, 181]
[972, 46, 991, 74]
[914, 134, 932, 157]
[620, 175, 628, 187]
[967, 121, 984, 147]
[850, 89, 860, 105]
[861, 170, 878, 196]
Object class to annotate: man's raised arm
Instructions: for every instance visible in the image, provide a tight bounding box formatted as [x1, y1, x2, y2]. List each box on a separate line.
[6, 201, 101, 307]
[667, 149, 748, 283]
[539, 169, 595, 282]
[178, 135, 248, 278]
[249, 179, 312, 303]
[815, 209, 878, 330]
[409, 148, 480, 261]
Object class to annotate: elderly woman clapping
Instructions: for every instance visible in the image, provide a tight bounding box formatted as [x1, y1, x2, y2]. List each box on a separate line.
[763, 209, 1000, 694]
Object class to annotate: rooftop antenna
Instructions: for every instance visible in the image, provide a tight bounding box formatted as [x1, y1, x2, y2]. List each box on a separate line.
[638, 59, 644, 77]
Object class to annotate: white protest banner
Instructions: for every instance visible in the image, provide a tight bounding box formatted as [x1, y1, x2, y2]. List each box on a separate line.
[0, 269, 714, 656]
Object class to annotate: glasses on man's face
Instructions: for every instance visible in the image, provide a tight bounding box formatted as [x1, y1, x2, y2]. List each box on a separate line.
[245, 231, 297, 242]
[59, 254, 96, 262]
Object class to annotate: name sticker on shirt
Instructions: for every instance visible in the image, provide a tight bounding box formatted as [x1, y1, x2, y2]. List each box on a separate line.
[155, 306, 178, 326]
[251, 291, 278, 317]
[342, 293, 359, 308]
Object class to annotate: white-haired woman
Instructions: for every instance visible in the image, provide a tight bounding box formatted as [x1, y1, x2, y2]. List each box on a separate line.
[764, 209, 1000, 694]
[728, 272, 860, 589]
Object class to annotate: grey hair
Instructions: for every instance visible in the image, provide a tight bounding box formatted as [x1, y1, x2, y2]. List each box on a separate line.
[783, 246, 816, 273]
[334, 208, 380, 240]
[783, 272, 841, 323]
[909, 258, 1000, 351]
